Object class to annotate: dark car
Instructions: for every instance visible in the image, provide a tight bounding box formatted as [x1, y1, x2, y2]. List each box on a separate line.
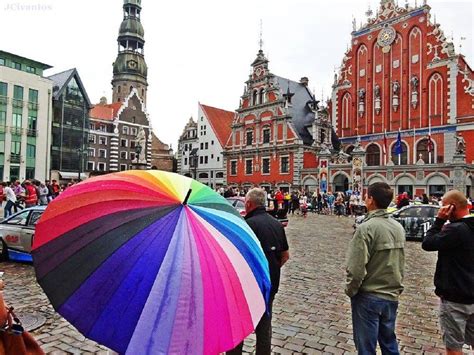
[0, 205, 46, 262]
[392, 204, 440, 241]
[226, 197, 289, 227]
[354, 204, 440, 241]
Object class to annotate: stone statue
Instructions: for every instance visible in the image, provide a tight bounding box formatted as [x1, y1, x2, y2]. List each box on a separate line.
[455, 133, 466, 154]
[358, 88, 366, 101]
[392, 80, 400, 95]
[374, 84, 381, 99]
[410, 75, 419, 92]
[135, 127, 147, 163]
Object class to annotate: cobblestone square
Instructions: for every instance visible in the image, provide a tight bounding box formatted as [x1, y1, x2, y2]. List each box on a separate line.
[1, 214, 447, 354]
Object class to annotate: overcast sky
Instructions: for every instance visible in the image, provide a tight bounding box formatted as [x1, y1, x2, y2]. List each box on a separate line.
[1, 0, 473, 149]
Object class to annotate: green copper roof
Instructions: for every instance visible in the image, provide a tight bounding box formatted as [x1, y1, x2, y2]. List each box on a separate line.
[123, 0, 141, 8]
[119, 18, 144, 41]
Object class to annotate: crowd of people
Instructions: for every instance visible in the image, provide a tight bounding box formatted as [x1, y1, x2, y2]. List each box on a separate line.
[0, 179, 79, 218]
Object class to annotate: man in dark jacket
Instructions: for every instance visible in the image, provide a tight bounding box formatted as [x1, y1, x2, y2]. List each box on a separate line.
[227, 188, 289, 355]
[422, 190, 474, 354]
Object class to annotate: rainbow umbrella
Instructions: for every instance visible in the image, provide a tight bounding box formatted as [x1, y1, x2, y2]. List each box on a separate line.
[32, 170, 271, 354]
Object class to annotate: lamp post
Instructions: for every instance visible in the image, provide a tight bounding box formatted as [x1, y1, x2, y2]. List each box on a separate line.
[77, 148, 86, 181]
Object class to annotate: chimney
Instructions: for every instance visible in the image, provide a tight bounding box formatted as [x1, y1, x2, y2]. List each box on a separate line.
[300, 77, 309, 86]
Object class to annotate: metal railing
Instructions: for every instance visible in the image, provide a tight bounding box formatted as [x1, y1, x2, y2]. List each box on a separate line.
[9, 126, 22, 135]
[27, 129, 37, 137]
[0, 96, 8, 105]
[10, 154, 21, 164]
[28, 102, 39, 111]
[12, 99, 23, 108]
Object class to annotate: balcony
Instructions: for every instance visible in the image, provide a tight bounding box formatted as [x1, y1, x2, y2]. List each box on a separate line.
[0, 96, 8, 105]
[12, 99, 23, 108]
[9, 127, 22, 136]
[28, 102, 39, 111]
[10, 154, 21, 164]
[27, 129, 37, 137]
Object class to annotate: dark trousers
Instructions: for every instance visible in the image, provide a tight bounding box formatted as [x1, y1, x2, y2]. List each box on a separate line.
[227, 295, 275, 355]
[4, 200, 14, 218]
[351, 293, 400, 355]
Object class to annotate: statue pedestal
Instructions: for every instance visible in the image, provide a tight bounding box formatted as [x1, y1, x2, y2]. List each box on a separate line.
[452, 153, 466, 164]
[131, 162, 148, 171]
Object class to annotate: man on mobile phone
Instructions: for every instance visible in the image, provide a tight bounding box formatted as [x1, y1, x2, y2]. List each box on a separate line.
[422, 190, 474, 355]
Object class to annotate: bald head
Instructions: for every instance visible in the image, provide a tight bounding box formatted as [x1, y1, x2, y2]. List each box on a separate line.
[442, 190, 469, 219]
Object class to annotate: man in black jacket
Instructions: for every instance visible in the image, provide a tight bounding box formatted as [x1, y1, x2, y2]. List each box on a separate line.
[422, 190, 474, 354]
[227, 188, 289, 355]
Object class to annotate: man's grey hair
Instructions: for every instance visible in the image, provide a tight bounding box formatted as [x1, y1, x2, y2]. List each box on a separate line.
[246, 188, 266, 207]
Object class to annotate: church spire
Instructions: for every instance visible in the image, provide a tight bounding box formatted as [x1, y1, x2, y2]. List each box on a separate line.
[112, 0, 148, 104]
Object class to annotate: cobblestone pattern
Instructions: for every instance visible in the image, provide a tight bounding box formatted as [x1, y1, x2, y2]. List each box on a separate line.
[0, 214, 449, 354]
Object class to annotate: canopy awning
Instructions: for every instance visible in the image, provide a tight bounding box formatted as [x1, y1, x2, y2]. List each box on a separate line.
[59, 171, 88, 180]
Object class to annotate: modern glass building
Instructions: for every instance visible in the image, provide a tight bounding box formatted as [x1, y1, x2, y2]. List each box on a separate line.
[0, 50, 52, 182]
[48, 69, 91, 181]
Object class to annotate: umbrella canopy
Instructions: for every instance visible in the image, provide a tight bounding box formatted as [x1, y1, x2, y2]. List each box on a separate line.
[32, 170, 271, 354]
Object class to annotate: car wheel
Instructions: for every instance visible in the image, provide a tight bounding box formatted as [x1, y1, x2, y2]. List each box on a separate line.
[0, 239, 8, 262]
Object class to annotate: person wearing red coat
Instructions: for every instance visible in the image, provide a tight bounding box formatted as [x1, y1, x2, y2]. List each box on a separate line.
[24, 181, 38, 208]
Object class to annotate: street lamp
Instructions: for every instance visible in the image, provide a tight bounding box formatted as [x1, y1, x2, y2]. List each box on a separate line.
[77, 148, 87, 181]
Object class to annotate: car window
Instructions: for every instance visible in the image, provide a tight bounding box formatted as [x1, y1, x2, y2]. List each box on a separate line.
[235, 201, 245, 209]
[427, 207, 439, 218]
[29, 211, 43, 226]
[5, 211, 30, 226]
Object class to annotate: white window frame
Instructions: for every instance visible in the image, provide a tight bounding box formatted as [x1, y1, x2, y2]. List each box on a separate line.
[230, 159, 237, 176]
[99, 136, 107, 145]
[98, 162, 106, 171]
[99, 149, 107, 158]
[99, 124, 106, 132]
[88, 148, 95, 157]
[120, 164, 127, 171]
[130, 152, 136, 161]
[261, 157, 271, 175]
[88, 134, 96, 144]
[122, 126, 129, 135]
[130, 127, 138, 136]
[280, 155, 290, 174]
[121, 138, 128, 148]
[87, 161, 95, 171]
[120, 151, 128, 160]
[245, 158, 253, 176]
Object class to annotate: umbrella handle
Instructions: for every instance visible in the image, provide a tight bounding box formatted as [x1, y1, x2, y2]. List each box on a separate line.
[183, 189, 192, 205]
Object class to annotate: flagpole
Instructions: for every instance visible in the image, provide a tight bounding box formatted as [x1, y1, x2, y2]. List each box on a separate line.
[413, 126, 416, 164]
[428, 124, 432, 164]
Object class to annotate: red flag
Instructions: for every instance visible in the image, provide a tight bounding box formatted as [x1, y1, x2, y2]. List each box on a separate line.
[427, 133, 434, 153]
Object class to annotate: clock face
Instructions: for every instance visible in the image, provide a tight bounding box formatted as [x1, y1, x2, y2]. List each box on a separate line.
[255, 67, 263, 76]
[127, 60, 138, 69]
[377, 25, 396, 48]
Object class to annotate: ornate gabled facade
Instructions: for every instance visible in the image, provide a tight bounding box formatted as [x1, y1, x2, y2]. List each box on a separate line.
[223, 49, 323, 192]
[177, 117, 198, 177]
[328, 0, 474, 198]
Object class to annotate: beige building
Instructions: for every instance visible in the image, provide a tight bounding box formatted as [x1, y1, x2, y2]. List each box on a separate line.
[0, 50, 53, 182]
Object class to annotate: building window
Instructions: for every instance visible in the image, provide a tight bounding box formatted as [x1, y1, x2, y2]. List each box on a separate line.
[416, 139, 431, 163]
[11, 141, 21, 155]
[130, 152, 136, 161]
[217, 157, 220, 162]
[99, 124, 106, 132]
[123, 126, 129, 135]
[0, 58, 5, 66]
[245, 159, 253, 175]
[230, 160, 237, 175]
[246, 130, 253, 146]
[184, 157, 188, 165]
[98, 162, 106, 171]
[211, 140, 214, 145]
[99, 149, 107, 158]
[252, 90, 258, 105]
[12, 113, 22, 128]
[205, 142, 208, 149]
[99, 136, 107, 145]
[211, 154, 214, 159]
[26, 66, 36, 74]
[262, 157, 270, 174]
[120, 164, 127, 171]
[12, 62, 21, 70]
[200, 143, 203, 149]
[200, 156, 203, 164]
[28, 89, 38, 104]
[120, 151, 128, 159]
[89, 123, 95, 130]
[205, 156, 208, 164]
[262, 128, 271, 144]
[131, 127, 137, 136]
[130, 140, 136, 149]
[121, 139, 128, 147]
[87, 161, 95, 171]
[88, 148, 95, 157]
[366, 144, 381, 166]
[0, 82, 7, 97]
[13, 85, 23, 100]
[26, 144, 35, 158]
[88, 134, 96, 144]
[392, 142, 408, 165]
[280, 156, 289, 173]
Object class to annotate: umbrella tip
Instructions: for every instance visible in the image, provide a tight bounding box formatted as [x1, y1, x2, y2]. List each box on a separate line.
[183, 189, 192, 205]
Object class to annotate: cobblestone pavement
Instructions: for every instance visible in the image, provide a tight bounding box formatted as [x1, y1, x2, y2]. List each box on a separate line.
[0, 214, 451, 354]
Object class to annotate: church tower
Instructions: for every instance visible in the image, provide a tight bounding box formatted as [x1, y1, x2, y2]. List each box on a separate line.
[112, 0, 148, 105]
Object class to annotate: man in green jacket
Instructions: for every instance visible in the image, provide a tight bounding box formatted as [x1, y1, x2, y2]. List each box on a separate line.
[345, 182, 405, 354]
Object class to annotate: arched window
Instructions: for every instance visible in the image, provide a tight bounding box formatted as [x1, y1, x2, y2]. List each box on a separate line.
[366, 144, 381, 166]
[246, 129, 253, 146]
[429, 73, 443, 122]
[262, 126, 271, 144]
[252, 90, 258, 106]
[416, 139, 430, 163]
[118, 85, 121, 93]
[130, 86, 133, 93]
[259, 89, 264, 104]
[342, 93, 351, 129]
[392, 142, 408, 165]
[216, 172, 224, 179]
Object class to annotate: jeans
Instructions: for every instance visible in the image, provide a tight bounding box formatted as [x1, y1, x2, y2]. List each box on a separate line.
[227, 295, 275, 355]
[4, 200, 14, 218]
[351, 293, 400, 355]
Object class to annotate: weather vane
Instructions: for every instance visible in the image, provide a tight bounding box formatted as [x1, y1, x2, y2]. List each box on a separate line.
[259, 19, 264, 51]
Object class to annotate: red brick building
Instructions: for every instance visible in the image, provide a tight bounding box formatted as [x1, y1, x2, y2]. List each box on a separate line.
[328, 0, 474, 197]
[223, 49, 327, 192]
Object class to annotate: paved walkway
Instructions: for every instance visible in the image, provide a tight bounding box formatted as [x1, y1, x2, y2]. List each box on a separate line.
[0, 214, 449, 354]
